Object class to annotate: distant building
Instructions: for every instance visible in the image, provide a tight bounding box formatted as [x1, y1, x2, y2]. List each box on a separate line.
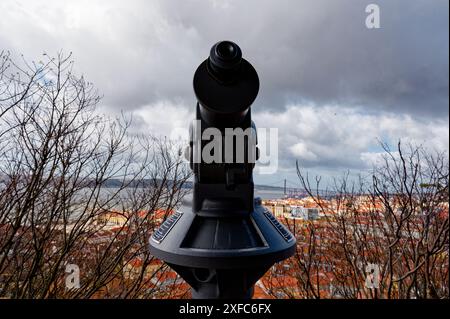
[289, 206, 319, 220]
[274, 205, 285, 218]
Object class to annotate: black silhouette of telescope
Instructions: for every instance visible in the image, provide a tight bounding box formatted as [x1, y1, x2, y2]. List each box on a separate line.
[149, 41, 295, 299]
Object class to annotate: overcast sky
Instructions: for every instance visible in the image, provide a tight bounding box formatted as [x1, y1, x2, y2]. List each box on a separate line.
[0, 0, 448, 187]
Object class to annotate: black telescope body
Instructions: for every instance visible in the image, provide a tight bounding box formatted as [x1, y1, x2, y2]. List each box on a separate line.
[149, 41, 296, 298]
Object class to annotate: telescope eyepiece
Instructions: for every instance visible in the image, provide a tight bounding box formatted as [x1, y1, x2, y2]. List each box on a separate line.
[216, 41, 237, 59]
[208, 41, 242, 80]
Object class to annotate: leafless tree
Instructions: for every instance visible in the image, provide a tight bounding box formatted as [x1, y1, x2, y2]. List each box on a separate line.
[0, 52, 191, 298]
[265, 142, 449, 299]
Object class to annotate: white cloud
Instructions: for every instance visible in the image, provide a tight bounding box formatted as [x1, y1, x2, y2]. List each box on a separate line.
[359, 151, 399, 168]
[131, 101, 193, 139]
[289, 142, 318, 161]
[254, 104, 449, 170]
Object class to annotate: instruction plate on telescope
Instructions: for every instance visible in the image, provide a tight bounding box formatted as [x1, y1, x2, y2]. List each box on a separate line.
[151, 211, 183, 244]
[263, 210, 294, 242]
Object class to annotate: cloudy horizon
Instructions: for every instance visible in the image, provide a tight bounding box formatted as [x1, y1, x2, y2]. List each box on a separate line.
[1, 0, 448, 187]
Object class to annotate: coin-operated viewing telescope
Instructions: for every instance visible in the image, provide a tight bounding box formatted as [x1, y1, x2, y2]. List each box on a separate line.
[149, 41, 296, 299]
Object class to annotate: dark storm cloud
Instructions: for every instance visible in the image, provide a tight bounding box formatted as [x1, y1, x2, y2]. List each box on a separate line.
[1, 0, 447, 118]
[157, 0, 449, 118]
[159, 0, 446, 118]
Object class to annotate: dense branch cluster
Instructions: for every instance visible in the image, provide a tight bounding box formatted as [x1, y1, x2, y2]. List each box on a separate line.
[0, 51, 191, 298]
[263, 143, 449, 299]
